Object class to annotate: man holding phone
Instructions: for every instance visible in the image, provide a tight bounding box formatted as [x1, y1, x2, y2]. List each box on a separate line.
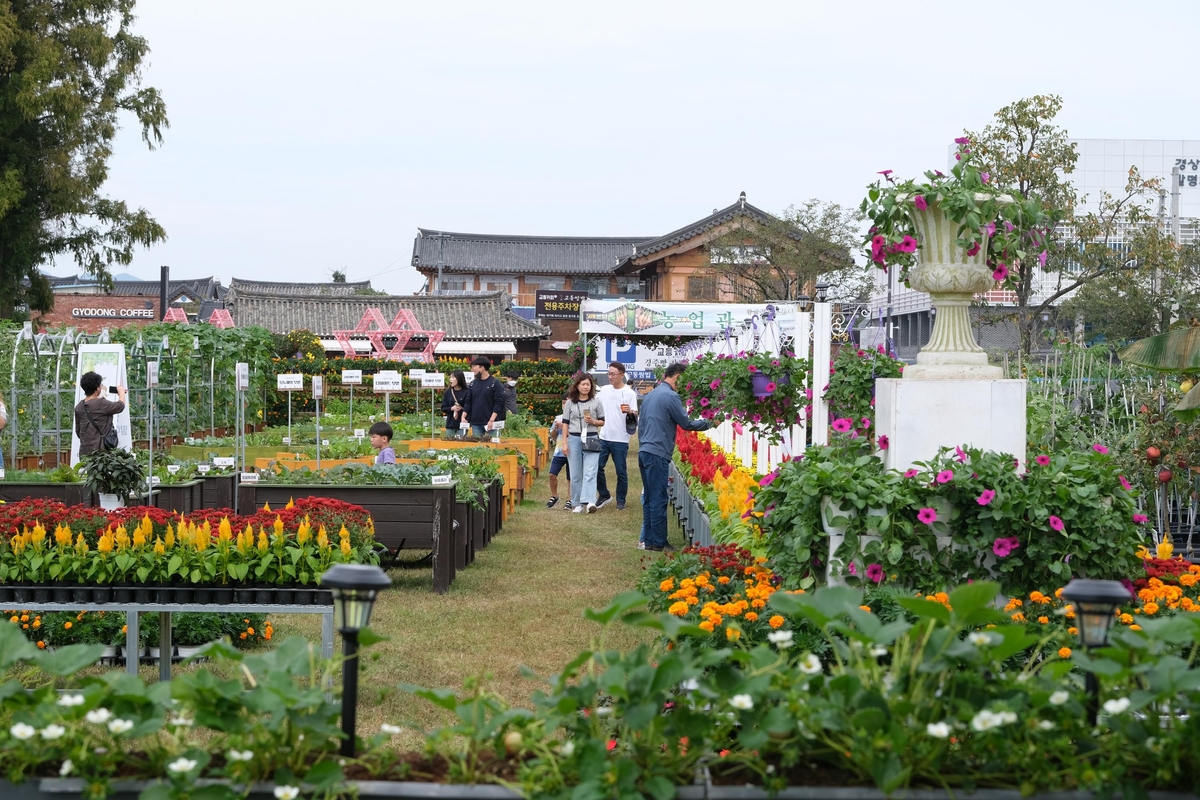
[74, 371, 126, 456]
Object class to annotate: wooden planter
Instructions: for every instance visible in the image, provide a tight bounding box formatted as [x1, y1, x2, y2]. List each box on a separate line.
[0, 482, 91, 506]
[150, 480, 204, 514]
[200, 473, 237, 509]
[237, 483, 458, 593]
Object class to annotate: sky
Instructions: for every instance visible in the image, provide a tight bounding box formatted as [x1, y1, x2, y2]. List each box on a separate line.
[59, 0, 1200, 295]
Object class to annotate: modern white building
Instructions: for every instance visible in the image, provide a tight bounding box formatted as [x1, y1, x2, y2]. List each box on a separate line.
[867, 139, 1200, 357]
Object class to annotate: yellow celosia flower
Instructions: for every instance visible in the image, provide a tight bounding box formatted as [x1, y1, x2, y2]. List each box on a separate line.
[317, 525, 329, 549]
[115, 526, 130, 550]
[285, 498, 295, 509]
[339, 524, 350, 541]
[153, 537, 165, 556]
[296, 520, 311, 545]
[218, 517, 232, 542]
[165, 523, 176, 548]
[257, 530, 269, 551]
[274, 516, 284, 537]
[340, 538, 352, 557]
[132, 527, 146, 548]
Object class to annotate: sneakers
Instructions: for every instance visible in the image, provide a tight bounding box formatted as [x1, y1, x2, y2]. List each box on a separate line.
[616, 502, 626, 511]
[586, 503, 597, 514]
[563, 501, 575, 511]
[637, 541, 646, 550]
[572, 505, 585, 513]
[595, 496, 613, 509]
[546, 496, 559, 509]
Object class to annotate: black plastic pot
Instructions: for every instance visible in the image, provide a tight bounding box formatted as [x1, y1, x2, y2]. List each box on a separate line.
[114, 586, 134, 603]
[316, 589, 333, 605]
[0, 585, 12, 604]
[254, 589, 273, 605]
[234, 587, 255, 604]
[173, 587, 195, 604]
[274, 588, 294, 605]
[52, 586, 71, 603]
[293, 588, 314, 605]
[153, 585, 171, 604]
[13, 585, 31, 603]
[70, 587, 91, 604]
[133, 588, 152, 604]
[33, 587, 50, 603]
[193, 588, 212, 604]
[214, 588, 234, 604]
[92, 586, 112, 604]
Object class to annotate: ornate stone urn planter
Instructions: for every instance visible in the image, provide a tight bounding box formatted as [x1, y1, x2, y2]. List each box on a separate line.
[904, 202, 1002, 381]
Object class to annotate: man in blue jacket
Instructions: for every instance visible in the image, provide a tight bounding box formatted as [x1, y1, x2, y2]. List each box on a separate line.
[462, 357, 507, 438]
[638, 362, 711, 552]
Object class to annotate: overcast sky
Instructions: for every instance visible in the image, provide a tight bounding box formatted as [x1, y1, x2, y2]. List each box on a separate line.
[64, 0, 1200, 294]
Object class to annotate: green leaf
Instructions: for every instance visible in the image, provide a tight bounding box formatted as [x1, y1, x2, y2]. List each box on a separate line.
[895, 597, 950, 626]
[1118, 327, 1200, 372]
[302, 760, 344, 791]
[948, 582, 1000, 625]
[35, 644, 106, 676]
[643, 776, 675, 800]
[583, 591, 647, 625]
[357, 627, 390, 648]
[138, 783, 172, 800]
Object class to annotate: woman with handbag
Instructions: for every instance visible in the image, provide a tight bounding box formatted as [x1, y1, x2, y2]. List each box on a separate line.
[561, 372, 605, 514]
[440, 370, 468, 438]
[75, 371, 126, 456]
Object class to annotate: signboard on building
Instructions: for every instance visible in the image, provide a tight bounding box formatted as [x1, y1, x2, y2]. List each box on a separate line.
[579, 300, 798, 337]
[598, 339, 682, 381]
[71, 306, 156, 319]
[536, 290, 589, 320]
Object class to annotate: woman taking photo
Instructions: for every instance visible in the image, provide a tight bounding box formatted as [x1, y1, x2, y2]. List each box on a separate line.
[74, 371, 126, 456]
[440, 370, 468, 438]
[562, 372, 605, 514]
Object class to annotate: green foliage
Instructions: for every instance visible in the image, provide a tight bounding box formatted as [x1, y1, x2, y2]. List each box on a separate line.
[824, 345, 904, 429]
[0, 0, 169, 317]
[81, 449, 144, 498]
[680, 350, 810, 443]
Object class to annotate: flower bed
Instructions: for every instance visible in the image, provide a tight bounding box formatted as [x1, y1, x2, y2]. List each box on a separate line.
[674, 431, 760, 549]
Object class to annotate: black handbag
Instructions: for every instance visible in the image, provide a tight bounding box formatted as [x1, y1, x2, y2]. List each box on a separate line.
[83, 402, 119, 451]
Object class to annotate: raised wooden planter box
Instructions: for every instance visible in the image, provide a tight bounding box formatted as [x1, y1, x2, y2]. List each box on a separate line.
[0, 481, 91, 505]
[199, 473, 237, 509]
[150, 480, 204, 514]
[237, 483, 458, 592]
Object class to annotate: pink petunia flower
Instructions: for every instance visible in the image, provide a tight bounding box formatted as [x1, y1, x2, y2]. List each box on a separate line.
[1048, 515, 1065, 533]
[1093, 443, 1109, 454]
[954, 136, 970, 145]
[903, 468, 918, 478]
[896, 235, 918, 253]
[977, 489, 996, 506]
[878, 435, 889, 450]
[1035, 455, 1051, 466]
[917, 507, 938, 525]
[913, 195, 928, 211]
[1133, 513, 1148, 524]
[936, 470, 954, 484]
[764, 382, 777, 393]
[700, 397, 710, 407]
[732, 421, 744, 435]
[861, 417, 871, 428]
[866, 564, 884, 584]
[748, 365, 758, 372]
[992, 263, 1008, 282]
[955, 446, 967, 463]
[831, 418, 853, 433]
[1119, 475, 1132, 491]
[1038, 250, 1048, 268]
[966, 241, 981, 257]
[847, 562, 858, 576]
[710, 379, 721, 390]
[981, 172, 990, 184]
[984, 222, 996, 238]
[992, 537, 1017, 558]
[759, 470, 779, 487]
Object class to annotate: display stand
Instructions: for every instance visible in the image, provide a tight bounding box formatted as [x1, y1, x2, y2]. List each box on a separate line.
[374, 370, 401, 424]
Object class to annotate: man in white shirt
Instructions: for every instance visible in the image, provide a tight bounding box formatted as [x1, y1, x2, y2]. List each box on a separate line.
[595, 362, 638, 510]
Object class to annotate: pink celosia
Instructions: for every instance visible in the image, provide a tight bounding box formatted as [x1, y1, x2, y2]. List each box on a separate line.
[1133, 513, 1148, 524]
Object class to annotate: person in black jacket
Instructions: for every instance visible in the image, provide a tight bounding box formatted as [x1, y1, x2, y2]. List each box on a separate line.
[462, 357, 506, 437]
[440, 370, 468, 438]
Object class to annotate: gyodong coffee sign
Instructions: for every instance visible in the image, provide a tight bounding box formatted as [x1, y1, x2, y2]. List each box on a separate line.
[71, 306, 156, 319]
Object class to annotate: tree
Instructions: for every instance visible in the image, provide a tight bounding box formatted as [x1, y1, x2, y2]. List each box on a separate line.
[706, 199, 872, 304]
[331, 270, 347, 283]
[0, 1, 169, 318]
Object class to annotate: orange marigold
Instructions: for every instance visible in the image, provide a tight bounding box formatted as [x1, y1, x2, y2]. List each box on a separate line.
[1130, 624, 1142, 631]
[744, 612, 758, 622]
[659, 578, 675, 592]
[1143, 602, 1160, 616]
[669, 602, 689, 617]
[718, 576, 731, 585]
[768, 615, 785, 629]
[1037, 616, 1049, 624]
[37, 641, 45, 649]
[1058, 647, 1072, 659]
[725, 628, 741, 641]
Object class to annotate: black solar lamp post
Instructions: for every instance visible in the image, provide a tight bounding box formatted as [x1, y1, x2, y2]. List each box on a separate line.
[321, 563, 392, 757]
[815, 281, 830, 303]
[1060, 579, 1129, 725]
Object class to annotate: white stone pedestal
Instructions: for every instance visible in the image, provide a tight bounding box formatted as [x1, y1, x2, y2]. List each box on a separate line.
[875, 378, 1027, 472]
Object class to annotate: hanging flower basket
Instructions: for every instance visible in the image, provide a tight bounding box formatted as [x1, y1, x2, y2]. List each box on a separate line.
[752, 372, 790, 399]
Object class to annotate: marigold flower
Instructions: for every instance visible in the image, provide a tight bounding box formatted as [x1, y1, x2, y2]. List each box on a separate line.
[768, 615, 785, 629]
[744, 612, 757, 622]
[37, 641, 45, 649]
[1130, 624, 1142, 631]
[1143, 602, 1159, 615]
[1058, 647, 1072, 659]
[1038, 616, 1049, 624]
[668, 602, 689, 616]
[64, 621, 72, 630]
[659, 578, 675, 592]
[240, 632, 248, 640]
[725, 628, 741, 641]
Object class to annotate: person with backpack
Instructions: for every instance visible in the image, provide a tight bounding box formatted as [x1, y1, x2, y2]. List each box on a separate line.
[75, 371, 126, 456]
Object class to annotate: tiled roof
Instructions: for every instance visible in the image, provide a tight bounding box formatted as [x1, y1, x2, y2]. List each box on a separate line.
[109, 277, 220, 300]
[411, 229, 652, 276]
[225, 289, 549, 340]
[633, 195, 779, 259]
[197, 299, 225, 323]
[227, 278, 373, 296]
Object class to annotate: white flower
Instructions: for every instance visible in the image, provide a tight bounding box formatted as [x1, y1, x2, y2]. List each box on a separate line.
[560, 741, 575, 757]
[798, 653, 822, 675]
[228, 750, 254, 762]
[40, 724, 66, 740]
[60, 760, 74, 776]
[967, 632, 995, 646]
[85, 708, 112, 725]
[1049, 691, 1069, 706]
[996, 711, 1017, 725]
[274, 786, 300, 800]
[767, 630, 794, 649]
[380, 724, 401, 735]
[926, 722, 951, 738]
[57, 694, 85, 707]
[107, 718, 134, 734]
[679, 678, 700, 692]
[10, 723, 36, 741]
[1103, 697, 1131, 715]
[1037, 720, 1054, 730]
[595, 706, 612, 716]
[729, 694, 754, 710]
[169, 716, 194, 727]
[167, 757, 197, 774]
[869, 645, 888, 658]
[970, 709, 1015, 732]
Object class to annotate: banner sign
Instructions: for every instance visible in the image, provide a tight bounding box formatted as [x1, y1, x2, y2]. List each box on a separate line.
[598, 338, 683, 382]
[579, 300, 797, 337]
[536, 290, 589, 320]
[71, 344, 133, 466]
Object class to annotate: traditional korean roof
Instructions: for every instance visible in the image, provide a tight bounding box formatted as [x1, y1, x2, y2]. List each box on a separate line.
[411, 229, 652, 276]
[226, 278, 373, 296]
[224, 289, 549, 340]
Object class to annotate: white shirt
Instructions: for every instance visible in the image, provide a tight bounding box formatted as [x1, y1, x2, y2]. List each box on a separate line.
[598, 383, 638, 443]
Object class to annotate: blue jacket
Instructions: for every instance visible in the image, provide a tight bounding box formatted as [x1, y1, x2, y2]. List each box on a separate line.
[637, 381, 711, 461]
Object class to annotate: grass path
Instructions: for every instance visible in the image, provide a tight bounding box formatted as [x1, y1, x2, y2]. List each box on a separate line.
[272, 448, 684, 748]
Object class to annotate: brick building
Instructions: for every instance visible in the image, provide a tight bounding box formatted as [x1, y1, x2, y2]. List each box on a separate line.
[37, 274, 226, 333]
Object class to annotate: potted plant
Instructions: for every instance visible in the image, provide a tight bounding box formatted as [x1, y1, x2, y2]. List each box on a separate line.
[680, 349, 810, 443]
[861, 137, 1049, 379]
[81, 449, 145, 509]
[172, 612, 227, 659]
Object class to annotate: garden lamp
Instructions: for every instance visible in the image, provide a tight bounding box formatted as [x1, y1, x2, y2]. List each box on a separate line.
[321, 563, 392, 756]
[815, 282, 829, 303]
[1060, 578, 1129, 725]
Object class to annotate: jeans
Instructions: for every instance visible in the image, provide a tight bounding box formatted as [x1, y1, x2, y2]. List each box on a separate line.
[595, 440, 629, 504]
[566, 434, 600, 506]
[638, 451, 669, 549]
[470, 424, 489, 438]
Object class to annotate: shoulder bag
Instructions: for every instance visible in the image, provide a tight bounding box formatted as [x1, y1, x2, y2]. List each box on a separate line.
[83, 401, 119, 451]
[574, 402, 602, 453]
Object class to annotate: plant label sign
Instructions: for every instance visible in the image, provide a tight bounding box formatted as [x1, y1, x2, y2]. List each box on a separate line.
[460, 420, 470, 430]
[374, 371, 402, 392]
[166, 464, 180, 474]
[491, 420, 505, 430]
[421, 372, 445, 388]
[277, 374, 303, 391]
[0, 469, 5, 480]
[213, 457, 236, 468]
[235, 362, 250, 391]
[354, 429, 365, 438]
[184, 437, 196, 445]
[146, 361, 159, 389]
[491, 437, 501, 444]
[239, 472, 259, 483]
[312, 376, 324, 399]
[197, 464, 211, 474]
[408, 368, 426, 382]
[432, 474, 452, 485]
[281, 436, 291, 445]
[322, 439, 331, 446]
[342, 369, 363, 385]
[148, 476, 161, 486]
